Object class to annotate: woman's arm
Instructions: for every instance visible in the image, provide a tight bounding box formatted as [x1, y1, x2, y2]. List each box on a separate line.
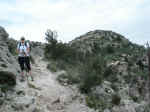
[27, 47, 30, 53]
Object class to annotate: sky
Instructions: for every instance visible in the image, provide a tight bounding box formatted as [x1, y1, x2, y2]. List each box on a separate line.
[0, 0, 149, 45]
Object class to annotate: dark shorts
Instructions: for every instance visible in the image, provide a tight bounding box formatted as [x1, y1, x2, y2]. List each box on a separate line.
[18, 56, 31, 72]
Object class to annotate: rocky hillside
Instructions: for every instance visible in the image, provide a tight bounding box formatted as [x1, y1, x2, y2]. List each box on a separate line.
[70, 30, 144, 56]
[69, 30, 149, 112]
[1, 26, 150, 112]
[0, 26, 95, 112]
[45, 30, 150, 112]
[0, 26, 18, 88]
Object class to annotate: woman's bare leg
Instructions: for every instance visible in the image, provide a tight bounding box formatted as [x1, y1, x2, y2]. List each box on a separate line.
[29, 70, 34, 81]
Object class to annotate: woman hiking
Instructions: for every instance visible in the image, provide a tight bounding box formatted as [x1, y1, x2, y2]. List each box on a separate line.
[17, 37, 33, 81]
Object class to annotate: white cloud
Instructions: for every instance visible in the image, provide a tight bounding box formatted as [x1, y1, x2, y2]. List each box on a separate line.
[0, 0, 149, 44]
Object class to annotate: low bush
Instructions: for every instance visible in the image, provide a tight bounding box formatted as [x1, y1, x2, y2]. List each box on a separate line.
[47, 63, 58, 72]
[0, 71, 16, 86]
[106, 45, 115, 54]
[44, 29, 147, 111]
[7, 38, 17, 56]
[111, 94, 121, 105]
[44, 29, 109, 93]
[79, 55, 106, 93]
[86, 93, 112, 110]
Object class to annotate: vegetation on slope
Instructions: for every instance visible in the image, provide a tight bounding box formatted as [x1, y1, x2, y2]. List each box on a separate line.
[44, 29, 148, 111]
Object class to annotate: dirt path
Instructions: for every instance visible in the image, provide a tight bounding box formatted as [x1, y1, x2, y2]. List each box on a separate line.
[2, 57, 95, 112]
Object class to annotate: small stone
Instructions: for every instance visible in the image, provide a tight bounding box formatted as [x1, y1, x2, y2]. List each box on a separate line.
[52, 98, 60, 104]
[32, 107, 41, 112]
[11, 103, 24, 111]
[16, 90, 25, 95]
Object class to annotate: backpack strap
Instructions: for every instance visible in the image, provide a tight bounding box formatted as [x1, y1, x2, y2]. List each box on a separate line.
[18, 41, 27, 49]
[19, 42, 21, 49]
[25, 42, 27, 47]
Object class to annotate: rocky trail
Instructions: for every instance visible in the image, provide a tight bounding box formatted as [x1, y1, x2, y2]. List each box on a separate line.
[0, 56, 95, 112]
[1, 26, 148, 112]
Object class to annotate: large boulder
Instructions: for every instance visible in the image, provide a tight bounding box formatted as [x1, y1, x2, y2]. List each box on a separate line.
[0, 71, 16, 86]
[0, 26, 9, 41]
[0, 26, 18, 87]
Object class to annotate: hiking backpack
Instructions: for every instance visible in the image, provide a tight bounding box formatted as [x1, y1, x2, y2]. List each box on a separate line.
[18, 41, 31, 51]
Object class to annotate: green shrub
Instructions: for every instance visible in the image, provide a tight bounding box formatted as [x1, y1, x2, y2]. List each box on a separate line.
[86, 93, 112, 110]
[55, 60, 67, 70]
[79, 70, 101, 93]
[7, 38, 17, 56]
[115, 36, 122, 41]
[79, 56, 106, 93]
[111, 94, 121, 105]
[47, 63, 58, 72]
[106, 45, 115, 54]
[56, 54, 108, 93]
[57, 71, 80, 85]
[45, 40, 78, 62]
[1, 63, 7, 68]
[103, 66, 113, 78]
[131, 95, 138, 102]
[0, 71, 16, 87]
[85, 95, 105, 110]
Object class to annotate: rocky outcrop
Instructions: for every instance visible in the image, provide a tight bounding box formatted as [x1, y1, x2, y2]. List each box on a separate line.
[0, 26, 19, 87]
[0, 26, 9, 41]
[30, 41, 44, 58]
[69, 30, 130, 55]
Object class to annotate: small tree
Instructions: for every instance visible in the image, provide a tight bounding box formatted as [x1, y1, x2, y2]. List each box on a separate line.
[45, 29, 58, 44]
[44, 29, 77, 61]
[44, 29, 58, 59]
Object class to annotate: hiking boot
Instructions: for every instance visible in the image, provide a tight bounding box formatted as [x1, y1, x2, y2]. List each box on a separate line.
[30, 76, 34, 81]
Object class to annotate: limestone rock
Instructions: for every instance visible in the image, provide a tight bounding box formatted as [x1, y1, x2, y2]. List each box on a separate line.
[0, 26, 9, 41]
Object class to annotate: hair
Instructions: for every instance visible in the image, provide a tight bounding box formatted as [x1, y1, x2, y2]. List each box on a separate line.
[21, 36, 25, 41]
